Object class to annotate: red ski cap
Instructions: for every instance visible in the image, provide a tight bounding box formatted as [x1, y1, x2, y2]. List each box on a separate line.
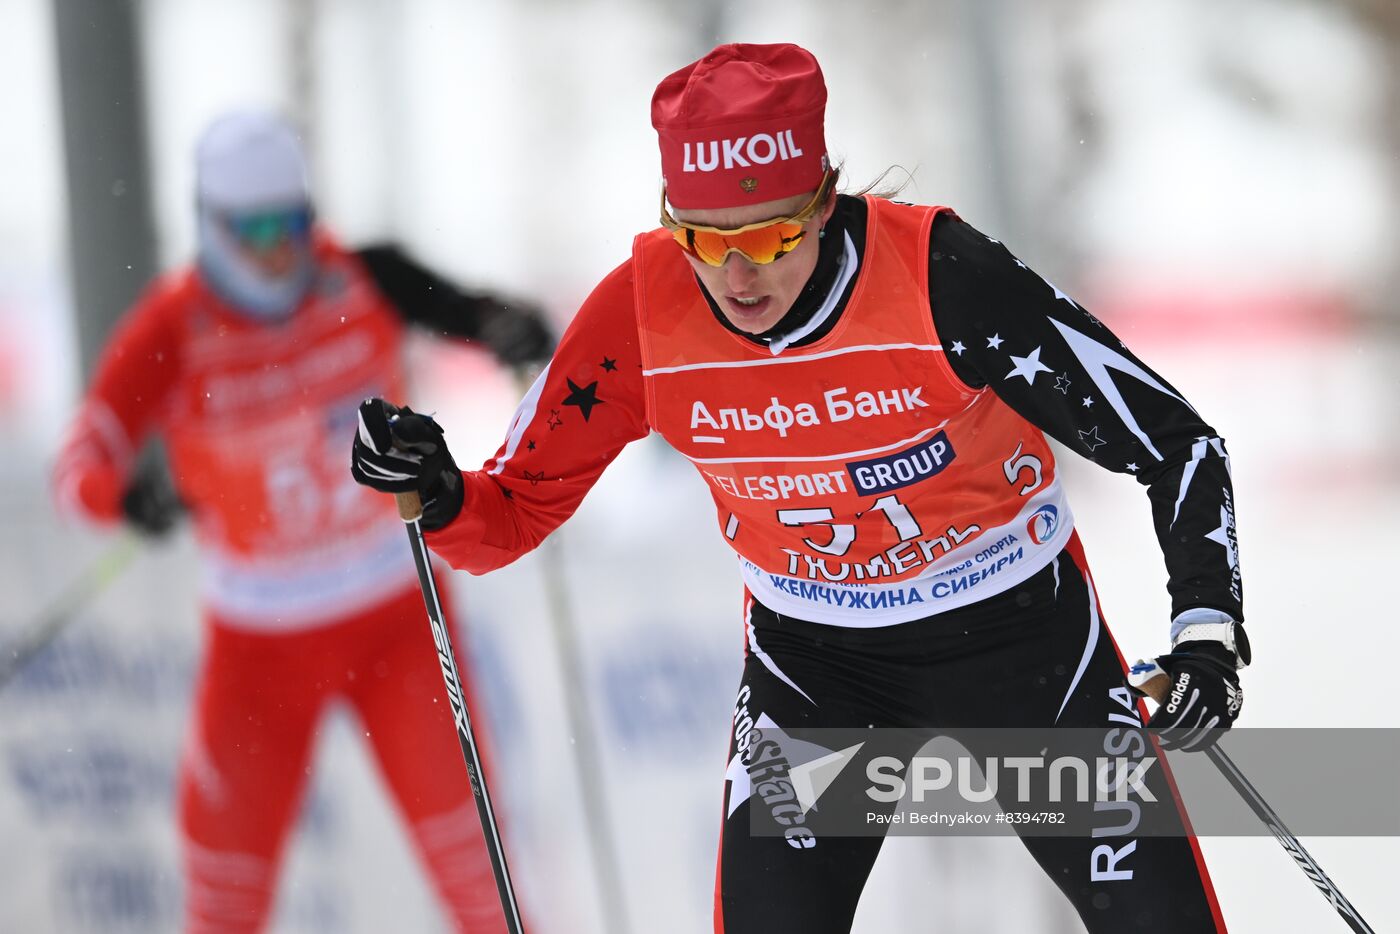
[652, 43, 828, 210]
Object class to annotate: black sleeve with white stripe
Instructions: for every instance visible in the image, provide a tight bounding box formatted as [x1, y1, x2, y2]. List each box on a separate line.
[926, 215, 1243, 629]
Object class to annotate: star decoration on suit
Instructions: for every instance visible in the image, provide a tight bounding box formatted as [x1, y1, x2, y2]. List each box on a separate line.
[1204, 506, 1238, 568]
[950, 340, 966, 356]
[599, 356, 618, 372]
[524, 470, 545, 486]
[1005, 346, 1053, 385]
[1082, 396, 1094, 408]
[562, 378, 604, 422]
[986, 334, 1004, 350]
[1078, 425, 1106, 451]
[527, 440, 536, 451]
[547, 409, 563, 431]
[1125, 463, 1139, 472]
[1047, 279, 1081, 310]
[1054, 373, 1072, 394]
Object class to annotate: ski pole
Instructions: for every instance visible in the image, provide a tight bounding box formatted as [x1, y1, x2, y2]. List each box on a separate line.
[534, 533, 633, 934]
[395, 490, 525, 934]
[1136, 669, 1375, 933]
[0, 532, 141, 694]
[512, 368, 633, 934]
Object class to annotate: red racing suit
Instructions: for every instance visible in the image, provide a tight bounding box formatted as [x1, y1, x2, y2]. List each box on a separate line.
[54, 235, 512, 933]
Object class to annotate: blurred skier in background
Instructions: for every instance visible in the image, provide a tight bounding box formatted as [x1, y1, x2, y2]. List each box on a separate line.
[53, 111, 549, 933]
[351, 43, 1249, 933]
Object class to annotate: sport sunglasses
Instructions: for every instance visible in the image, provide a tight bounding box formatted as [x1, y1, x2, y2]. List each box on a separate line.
[223, 206, 313, 251]
[660, 172, 834, 267]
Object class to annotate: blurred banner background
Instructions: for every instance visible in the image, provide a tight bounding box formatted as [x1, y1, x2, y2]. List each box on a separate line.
[1, 0, 1397, 931]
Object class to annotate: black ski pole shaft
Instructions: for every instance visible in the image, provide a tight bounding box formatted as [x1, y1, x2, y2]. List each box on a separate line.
[0, 533, 141, 694]
[395, 491, 525, 934]
[1204, 745, 1374, 934]
[1139, 670, 1374, 933]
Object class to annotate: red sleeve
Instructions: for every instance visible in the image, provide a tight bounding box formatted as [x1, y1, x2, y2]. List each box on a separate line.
[425, 258, 649, 573]
[52, 278, 183, 523]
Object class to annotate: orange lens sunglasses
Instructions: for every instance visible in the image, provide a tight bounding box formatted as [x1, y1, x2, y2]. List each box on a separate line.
[660, 172, 834, 266]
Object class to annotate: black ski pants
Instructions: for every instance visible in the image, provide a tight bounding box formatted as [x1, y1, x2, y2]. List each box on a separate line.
[716, 537, 1225, 933]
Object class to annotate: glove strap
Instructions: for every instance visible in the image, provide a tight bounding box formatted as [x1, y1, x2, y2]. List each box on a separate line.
[1172, 620, 1250, 669]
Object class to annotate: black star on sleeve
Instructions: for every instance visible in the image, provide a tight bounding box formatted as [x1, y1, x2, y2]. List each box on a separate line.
[561, 378, 604, 422]
[927, 214, 1243, 630]
[423, 257, 650, 577]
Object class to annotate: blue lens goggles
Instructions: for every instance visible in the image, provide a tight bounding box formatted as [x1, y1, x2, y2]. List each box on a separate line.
[224, 206, 313, 249]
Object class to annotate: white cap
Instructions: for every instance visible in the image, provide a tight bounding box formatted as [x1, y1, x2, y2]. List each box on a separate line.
[195, 111, 309, 211]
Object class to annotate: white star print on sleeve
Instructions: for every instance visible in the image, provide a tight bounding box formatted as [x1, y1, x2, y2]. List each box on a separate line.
[1004, 346, 1053, 385]
[1204, 507, 1238, 567]
[1048, 317, 1196, 461]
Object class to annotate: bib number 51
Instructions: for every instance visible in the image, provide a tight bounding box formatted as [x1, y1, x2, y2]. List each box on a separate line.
[777, 495, 923, 557]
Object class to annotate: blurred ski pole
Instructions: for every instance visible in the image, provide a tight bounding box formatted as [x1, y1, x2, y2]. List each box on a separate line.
[1134, 664, 1376, 933]
[0, 532, 141, 694]
[515, 367, 633, 934]
[395, 489, 526, 934]
[535, 534, 633, 934]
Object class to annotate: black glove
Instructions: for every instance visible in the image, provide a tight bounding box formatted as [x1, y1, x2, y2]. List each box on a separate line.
[120, 448, 184, 537]
[1128, 633, 1247, 751]
[350, 398, 464, 530]
[478, 302, 554, 368]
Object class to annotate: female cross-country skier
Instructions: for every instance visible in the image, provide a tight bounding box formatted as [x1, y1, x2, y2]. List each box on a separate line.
[351, 44, 1248, 933]
[56, 111, 549, 932]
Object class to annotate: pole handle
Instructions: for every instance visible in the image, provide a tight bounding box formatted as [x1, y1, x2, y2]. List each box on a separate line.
[1138, 671, 1170, 705]
[396, 490, 423, 522]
